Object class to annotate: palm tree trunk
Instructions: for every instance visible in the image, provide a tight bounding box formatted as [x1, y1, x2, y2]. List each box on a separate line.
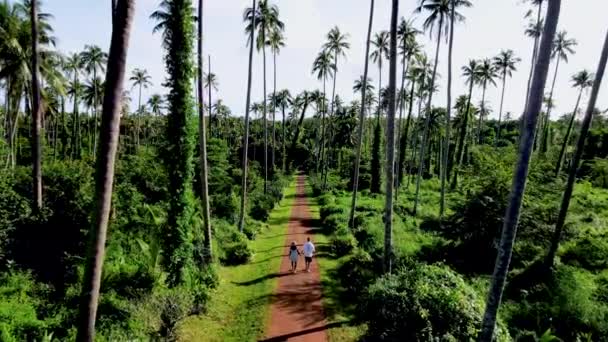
[451, 80, 474, 189]
[555, 88, 582, 176]
[281, 103, 286, 172]
[239, 0, 256, 232]
[30, 0, 43, 210]
[440, 1, 456, 218]
[324, 52, 339, 189]
[478, 1, 560, 338]
[540, 57, 560, 153]
[477, 79, 487, 144]
[77, 0, 134, 339]
[523, 3, 543, 114]
[397, 76, 415, 188]
[198, 0, 212, 262]
[495, 72, 507, 147]
[137, 82, 142, 146]
[413, 16, 443, 216]
[208, 55, 212, 135]
[545, 29, 608, 269]
[383, 0, 398, 274]
[348, 0, 374, 229]
[94, 69, 99, 154]
[272, 50, 277, 172]
[262, 32, 268, 194]
[319, 77, 327, 174]
[395, 48, 410, 191]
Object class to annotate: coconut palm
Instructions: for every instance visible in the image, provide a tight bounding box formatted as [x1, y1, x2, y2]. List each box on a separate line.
[546, 31, 608, 271]
[539, 30, 577, 153]
[203, 68, 218, 127]
[554, 70, 593, 176]
[267, 28, 285, 170]
[475, 58, 497, 144]
[30, 0, 42, 209]
[478, 0, 560, 338]
[129, 68, 152, 146]
[147, 93, 164, 116]
[493, 50, 520, 146]
[64, 53, 83, 156]
[244, 0, 284, 194]
[370, 31, 389, 121]
[349, 0, 375, 228]
[289, 90, 312, 157]
[81, 45, 108, 153]
[274, 89, 291, 171]
[312, 49, 335, 173]
[412, 0, 466, 215]
[522, 0, 545, 109]
[77, 0, 135, 339]
[239, 0, 257, 232]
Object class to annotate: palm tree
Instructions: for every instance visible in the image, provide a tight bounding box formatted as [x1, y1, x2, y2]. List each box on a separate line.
[147, 93, 164, 116]
[244, 0, 284, 194]
[64, 53, 83, 157]
[545, 30, 608, 270]
[413, 0, 465, 215]
[239, 0, 256, 233]
[203, 67, 218, 128]
[196, 0, 212, 263]
[129, 68, 152, 146]
[382, 0, 399, 273]
[440, 0, 471, 217]
[450, 59, 478, 189]
[370, 31, 389, 121]
[81, 45, 108, 153]
[555, 70, 593, 176]
[478, 0, 561, 338]
[540, 30, 577, 153]
[30, 0, 42, 209]
[77, 0, 135, 339]
[151, 0, 197, 286]
[274, 89, 291, 171]
[522, 0, 545, 110]
[493, 50, 520, 146]
[312, 49, 335, 173]
[476, 58, 497, 144]
[349, 0, 375, 228]
[267, 28, 284, 171]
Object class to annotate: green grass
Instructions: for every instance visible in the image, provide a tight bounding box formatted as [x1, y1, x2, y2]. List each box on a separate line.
[178, 179, 297, 342]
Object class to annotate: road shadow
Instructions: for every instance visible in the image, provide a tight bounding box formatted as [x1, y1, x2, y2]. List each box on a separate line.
[258, 321, 351, 342]
[233, 272, 290, 286]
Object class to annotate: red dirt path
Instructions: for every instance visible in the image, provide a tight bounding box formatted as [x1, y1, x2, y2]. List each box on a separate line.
[260, 176, 328, 342]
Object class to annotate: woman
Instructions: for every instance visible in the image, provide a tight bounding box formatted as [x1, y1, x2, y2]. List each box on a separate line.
[288, 241, 301, 273]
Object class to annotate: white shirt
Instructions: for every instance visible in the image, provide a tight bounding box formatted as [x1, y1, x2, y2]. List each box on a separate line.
[303, 241, 315, 257]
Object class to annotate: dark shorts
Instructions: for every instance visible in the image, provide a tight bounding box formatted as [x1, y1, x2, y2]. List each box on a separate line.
[305, 256, 313, 263]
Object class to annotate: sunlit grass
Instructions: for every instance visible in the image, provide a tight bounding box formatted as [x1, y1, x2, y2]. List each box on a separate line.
[178, 179, 296, 342]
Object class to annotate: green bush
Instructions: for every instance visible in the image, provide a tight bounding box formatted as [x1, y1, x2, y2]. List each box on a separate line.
[562, 235, 608, 271]
[329, 229, 357, 257]
[359, 264, 510, 341]
[338, 249, 379, 296]
[0, 272, 49, 341]
[214, 220, 253, 265]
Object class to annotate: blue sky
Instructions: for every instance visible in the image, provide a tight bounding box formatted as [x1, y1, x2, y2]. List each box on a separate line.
[40, 0, 608, 119]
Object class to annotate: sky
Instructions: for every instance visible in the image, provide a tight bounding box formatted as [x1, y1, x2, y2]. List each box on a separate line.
[39, 0, 608, 120]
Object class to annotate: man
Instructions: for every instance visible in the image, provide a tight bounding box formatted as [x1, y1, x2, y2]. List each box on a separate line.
[303, 237, 316, 272]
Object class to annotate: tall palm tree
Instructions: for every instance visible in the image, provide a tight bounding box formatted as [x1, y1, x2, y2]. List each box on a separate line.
[129, 68, 152, 146]
[413, 0, 466, 215]
[349, 0, 375, 228]
[312, 49, 335, 173]
[475, 58, 497, 144]
[493, 50, 520, 146]
[267, 28, 284, 171]
[30, 0, 42, 209]
[274, 88, 290, 171]
[440, 0, 471, 217]
[545, 30, 608, 270]
[323, 26, 349, 185]
[64, 53, 83, 157]
[370, 31, 389, 121]
[147, 93, 164, 116]
[81, 45, 108, 153]
[77, 0, 135, 339]
[451, 59, 478, 189]
[203, 67, 218, 127]
[383, 0, 399, 273]
[151, 0, 197, 286]
[555, 70, 593, 176]
[239, 0, 256, 232]
[540, 30, 577, 153]
[244, 0, 284, 194]
[478, 0, 561, 338]
[196, 0, 212, 263]
[522, 0, 545, 111]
